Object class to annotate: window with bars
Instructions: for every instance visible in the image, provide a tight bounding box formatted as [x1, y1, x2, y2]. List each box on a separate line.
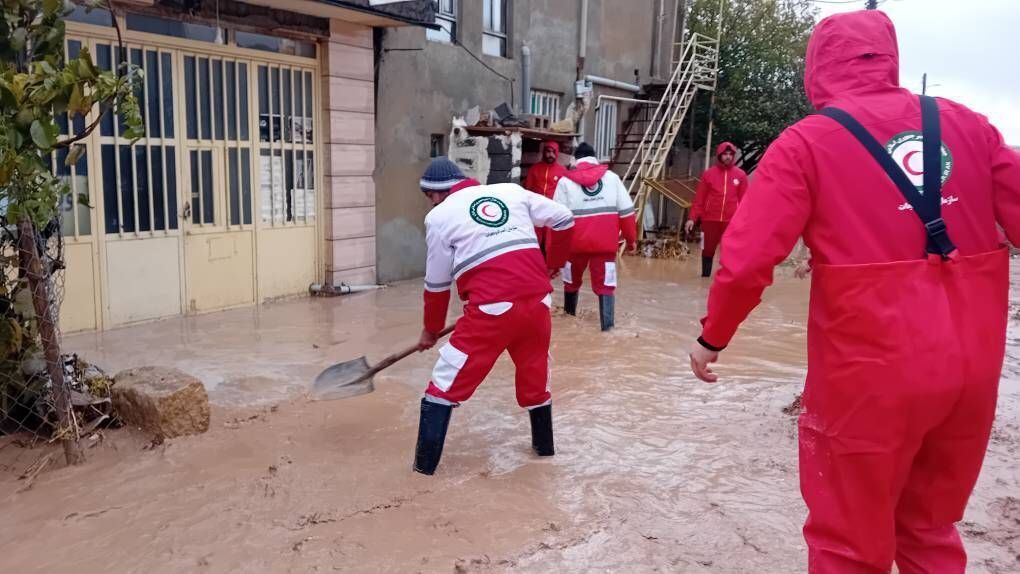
[483, 0, 508, 58]
[96, 43, 180, 235]
[54, 40, 92, 238]
[182, 54, 254, 228]
[530, 90, 560, 121]
[257, 65, 316, 225]
[427, 0, 457, 43]
[594, 101, 619, 162]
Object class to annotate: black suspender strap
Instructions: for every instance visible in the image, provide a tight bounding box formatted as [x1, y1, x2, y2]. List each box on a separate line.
[817, 96, 956, 258]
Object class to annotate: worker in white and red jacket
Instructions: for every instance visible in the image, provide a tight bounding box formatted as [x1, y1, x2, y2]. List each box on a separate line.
[413, 157, 575, 476]
[553, 143, 637, 331]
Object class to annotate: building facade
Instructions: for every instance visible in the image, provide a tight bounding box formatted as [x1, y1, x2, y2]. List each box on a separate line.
[57, 0, 687, 331]
[56, 0, 432, 332]
[375, 0, 685, 282]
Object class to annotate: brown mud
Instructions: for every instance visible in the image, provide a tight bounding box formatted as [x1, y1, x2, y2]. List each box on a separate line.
[1, 257, 1018, 573]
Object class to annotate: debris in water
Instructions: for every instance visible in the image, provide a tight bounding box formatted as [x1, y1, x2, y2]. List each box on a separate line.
[783, 393, 803, 416]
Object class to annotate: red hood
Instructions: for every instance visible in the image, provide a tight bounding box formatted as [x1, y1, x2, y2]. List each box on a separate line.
[716, 142, 737, 158]
[565, 160, 609, 188]
[805, 10, 900, 110]
[542, 141, 560, 157]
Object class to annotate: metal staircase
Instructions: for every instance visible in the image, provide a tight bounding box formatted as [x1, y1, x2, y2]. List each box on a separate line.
[622, 31, 720, 239]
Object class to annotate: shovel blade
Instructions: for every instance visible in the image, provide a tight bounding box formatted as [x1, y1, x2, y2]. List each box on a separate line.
[312, 356, 375, 401]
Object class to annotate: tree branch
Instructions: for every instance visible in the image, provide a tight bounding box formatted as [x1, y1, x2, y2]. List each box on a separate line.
[53, 1, 132, 149]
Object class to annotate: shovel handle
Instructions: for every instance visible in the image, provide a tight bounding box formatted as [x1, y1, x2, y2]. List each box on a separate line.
[363, 324, 456, 380]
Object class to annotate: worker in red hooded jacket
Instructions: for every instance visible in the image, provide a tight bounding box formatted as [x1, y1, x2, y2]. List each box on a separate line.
[685, 142, 749, 277]
[524, 141, 568, 250]
[524, 141, 567, 199]
[689, 10, 1020, 574]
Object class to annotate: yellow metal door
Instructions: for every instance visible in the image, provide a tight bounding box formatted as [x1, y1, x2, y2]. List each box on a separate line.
[180, 54, 256, 313]
[94, 41, 185, 326]
[253, 63, 317, 301]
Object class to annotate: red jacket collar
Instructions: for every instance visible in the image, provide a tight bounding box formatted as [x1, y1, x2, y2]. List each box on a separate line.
[449, 178, 481, 194]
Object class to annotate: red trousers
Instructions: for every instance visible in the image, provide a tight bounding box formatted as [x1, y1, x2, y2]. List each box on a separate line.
[425, 295, 552, 409]
[801, 249, 1008, 573]
[563, 253, 617, 296]
[701, 220, 728, 257]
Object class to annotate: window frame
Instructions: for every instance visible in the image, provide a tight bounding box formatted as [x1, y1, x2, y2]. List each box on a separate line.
[427, 0, 457, 44]
[482, 0, 509, 58]
[594, 100, 619, 162]
[530, 89, 561, 121]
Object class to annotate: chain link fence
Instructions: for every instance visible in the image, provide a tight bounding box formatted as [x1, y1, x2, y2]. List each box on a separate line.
[1, 218, 114, 454]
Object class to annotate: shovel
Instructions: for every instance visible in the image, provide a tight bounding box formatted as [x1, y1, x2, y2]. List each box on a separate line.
[312, 324, 456, 400]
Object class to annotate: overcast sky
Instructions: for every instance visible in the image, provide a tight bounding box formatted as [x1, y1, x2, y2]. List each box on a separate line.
[814, 0, 1019, 144]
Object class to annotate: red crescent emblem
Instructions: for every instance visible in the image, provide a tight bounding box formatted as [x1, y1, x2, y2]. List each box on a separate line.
[902, 150, 924, 176]
[481, 204, 497, 218]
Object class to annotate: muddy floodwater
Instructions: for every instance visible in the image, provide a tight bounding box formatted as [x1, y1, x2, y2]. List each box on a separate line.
[2, 256, 1018, 573]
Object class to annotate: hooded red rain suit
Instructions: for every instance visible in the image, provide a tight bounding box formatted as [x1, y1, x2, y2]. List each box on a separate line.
[524, 141, 568, 249]
[689, 142, 749, 257]
[698, 11, 1020, 573]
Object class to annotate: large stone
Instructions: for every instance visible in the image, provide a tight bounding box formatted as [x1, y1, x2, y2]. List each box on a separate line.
[112, 367, 210, 439]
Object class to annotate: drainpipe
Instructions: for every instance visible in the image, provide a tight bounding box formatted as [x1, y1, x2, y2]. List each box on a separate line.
[651, 0, 664, 79]
[585, 75, 642, 94]
[594, 94, 653, 112]
[520, 44, 532, 116]
[309, 283, 385, 297]
[578, 0, 588, 78]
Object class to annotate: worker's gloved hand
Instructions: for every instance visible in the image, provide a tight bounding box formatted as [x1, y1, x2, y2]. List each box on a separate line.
[684, 220, 696, 234]
[417, 329, 438, 352]
[547, 267, 561, 280]
[689, 342, 720, 383]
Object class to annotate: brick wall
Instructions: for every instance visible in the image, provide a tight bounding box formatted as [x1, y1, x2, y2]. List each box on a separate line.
[321, 19, 377, 286]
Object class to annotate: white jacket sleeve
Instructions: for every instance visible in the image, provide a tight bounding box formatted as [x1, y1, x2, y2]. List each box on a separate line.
[526, 187, 575, 232]
[423, 214, 454, 293]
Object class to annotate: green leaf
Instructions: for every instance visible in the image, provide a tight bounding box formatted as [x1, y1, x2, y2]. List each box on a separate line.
[30, 120, 55, 149]
[10, 129, 25, 150]
[10, 28, 27, 52]
[52, 93, 69, 115]
[15, 108, 34, 128]
[68, 83, 86, 115]
[43, 0, 63, 17]
[122, 126, 145, 141]
[76, 47, 98, 79]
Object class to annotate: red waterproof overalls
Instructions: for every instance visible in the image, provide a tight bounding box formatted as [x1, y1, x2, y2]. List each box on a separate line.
[800, 97, 1009, 573]
[700, 11, 1019, 571]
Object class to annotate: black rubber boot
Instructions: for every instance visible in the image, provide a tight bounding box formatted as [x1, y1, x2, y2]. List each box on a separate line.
[529, 404, 555, 456]
[413, 399, 453, 475]
[598, 295, 615, 331]
[701, 255, 714, 278]
[563, 291, 579, 316]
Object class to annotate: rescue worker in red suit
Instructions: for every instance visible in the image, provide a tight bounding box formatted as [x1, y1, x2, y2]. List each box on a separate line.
[524, 141, 568, 251]
[685, 142, 748, 277]
[553, 143, 637, 331]
[414, 157, 575, 475]
[688, 11, 1020, 573]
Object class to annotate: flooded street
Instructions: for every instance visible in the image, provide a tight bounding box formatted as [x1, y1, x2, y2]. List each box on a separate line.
[1, 256, 1018, 573]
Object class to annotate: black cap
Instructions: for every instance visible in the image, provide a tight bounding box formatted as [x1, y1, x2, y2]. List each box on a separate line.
[574, 142, 596, 159]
